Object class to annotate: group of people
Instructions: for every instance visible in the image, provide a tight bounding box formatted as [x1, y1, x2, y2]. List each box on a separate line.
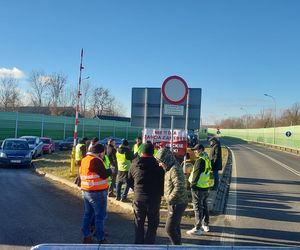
[75, 135, 222, 245]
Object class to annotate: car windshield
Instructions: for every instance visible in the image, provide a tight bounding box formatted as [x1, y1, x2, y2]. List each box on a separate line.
[23, 138, 35, 144]
[3, 140, 29, 150]
[41, 139, 51, 144]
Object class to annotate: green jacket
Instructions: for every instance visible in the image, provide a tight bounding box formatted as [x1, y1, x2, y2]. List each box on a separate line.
[155, 148, 188, 206]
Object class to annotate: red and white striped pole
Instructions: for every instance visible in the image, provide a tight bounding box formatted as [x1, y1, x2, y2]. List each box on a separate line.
[71, 48, 84, 174]
[74, 48, 84, 147]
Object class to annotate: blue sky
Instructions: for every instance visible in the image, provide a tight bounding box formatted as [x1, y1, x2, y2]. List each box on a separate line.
[1, 0, 300, 124]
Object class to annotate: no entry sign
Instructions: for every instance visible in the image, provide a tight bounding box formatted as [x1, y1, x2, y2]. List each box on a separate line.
[162, 76, 188, 105]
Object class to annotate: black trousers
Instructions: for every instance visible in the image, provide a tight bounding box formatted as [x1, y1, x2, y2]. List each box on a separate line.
[108, 166, 117, 194]
[133, 200, 161, 244]
[165, 203, 187, 245]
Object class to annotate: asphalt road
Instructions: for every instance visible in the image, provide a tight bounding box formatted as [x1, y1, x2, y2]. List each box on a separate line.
[218, 139, 300, 247]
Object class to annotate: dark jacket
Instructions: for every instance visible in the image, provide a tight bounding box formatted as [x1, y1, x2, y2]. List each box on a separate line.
[107, 144, 117, 168]
[128, 155, 164, 203]
[209, 141, 222, 171]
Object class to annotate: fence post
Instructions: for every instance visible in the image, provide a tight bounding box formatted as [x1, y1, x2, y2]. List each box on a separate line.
[98, 121, 101, 139]
[63, 117, 66, 139]
[113, 126, 116, 137]
[15, 112, 19, 138]
[41, 114, 44, 137]
[82, 119, 85, 138]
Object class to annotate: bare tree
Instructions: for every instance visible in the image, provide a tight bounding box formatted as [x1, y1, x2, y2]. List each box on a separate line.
[80, 79, 92, 117]
[28, 71, 50, 106]
[280, 103, 300, 126]
[91, 87, 115, 116]
[47, 73, 67, 114]
[0, 76, 21, 111]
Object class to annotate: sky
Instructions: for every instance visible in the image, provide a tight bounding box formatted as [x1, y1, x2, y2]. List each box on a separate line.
[1, 0, 300, 125]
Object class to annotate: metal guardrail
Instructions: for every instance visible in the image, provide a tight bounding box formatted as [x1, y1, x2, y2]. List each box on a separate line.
[31, 244, 300, 250]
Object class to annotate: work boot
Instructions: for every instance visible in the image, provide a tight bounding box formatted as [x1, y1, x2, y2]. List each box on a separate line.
[83, 235, 94, 244]
[98, 238, 111, 244]
[108, 192, 116, 198]
[121, 197, 129, 202]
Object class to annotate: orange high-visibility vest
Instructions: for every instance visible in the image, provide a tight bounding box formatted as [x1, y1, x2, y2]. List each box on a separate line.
[80, 155, 109, 191]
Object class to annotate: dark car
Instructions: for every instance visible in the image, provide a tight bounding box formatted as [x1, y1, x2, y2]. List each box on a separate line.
[59, 137, 75, 150]
[41, 137, 55, 154]
[0, 138, 32, 168]
[99, 137, 123, 147]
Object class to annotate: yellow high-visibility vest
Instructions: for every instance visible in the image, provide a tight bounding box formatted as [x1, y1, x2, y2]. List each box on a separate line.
[116, 152, 131, 172]
[189, 156, 213, 188]
[133, 143, 144, 156]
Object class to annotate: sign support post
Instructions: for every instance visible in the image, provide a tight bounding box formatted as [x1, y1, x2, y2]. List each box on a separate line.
[161, 75, 189, 155]
[170, 116, 174, 151]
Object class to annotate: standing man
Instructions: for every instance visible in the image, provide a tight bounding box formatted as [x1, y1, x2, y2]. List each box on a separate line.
[186, 144, 211, 235]
[209, 137, 222, 190]
[80, 144, 111, 244]
[127, 142, 164, 244]
[155, 148, 188, 245]
[106, 138, 118, 197]
[116, 139, 134, 201]
[75, 138, 87, 168]
[133, 136, 144, 158]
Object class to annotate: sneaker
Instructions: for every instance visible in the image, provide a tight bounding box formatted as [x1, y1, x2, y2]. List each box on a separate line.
[121, 197, 129, 202]
[116, 197, 121, 201]
[186, 227, 203, 236]
[202, 225, 210, 232]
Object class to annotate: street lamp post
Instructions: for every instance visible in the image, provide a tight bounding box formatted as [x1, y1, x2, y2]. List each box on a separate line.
[264, 94, 276, 144]
[240, 107, 249, 140]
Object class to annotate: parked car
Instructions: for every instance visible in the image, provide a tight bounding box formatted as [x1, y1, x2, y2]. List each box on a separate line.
[0, 138, 32, 168]
[41, 137, 55, 154]
[59, 137, 75, 150]
[20, 136, 44, 158]
[99, 137, 123, 147]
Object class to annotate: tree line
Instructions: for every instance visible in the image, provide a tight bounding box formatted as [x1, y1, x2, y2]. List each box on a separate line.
[216, 103, 300, 129]
[0, 71, 123, 117]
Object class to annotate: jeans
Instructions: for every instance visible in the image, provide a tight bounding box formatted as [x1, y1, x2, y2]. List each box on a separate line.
[81, 190, 107, 241]
[108, 166, 117, 195]
[191, 189, 209, 229]
[116, 180, 130, 199]
[133, 200, 161, 244]
[165, 203, 187, 245]
[213, 170, 219, 190]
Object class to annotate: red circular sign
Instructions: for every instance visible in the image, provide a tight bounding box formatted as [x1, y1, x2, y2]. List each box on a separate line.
[161, 75, 188, 105]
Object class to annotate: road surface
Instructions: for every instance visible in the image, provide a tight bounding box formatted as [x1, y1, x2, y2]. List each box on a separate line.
[217, 139, 300, 247]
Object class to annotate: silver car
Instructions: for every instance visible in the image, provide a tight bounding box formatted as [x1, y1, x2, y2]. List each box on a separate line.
[20, 136, 44, 158]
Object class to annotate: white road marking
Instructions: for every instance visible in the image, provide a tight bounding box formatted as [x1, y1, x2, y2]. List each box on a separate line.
[242, 145, 300, 177]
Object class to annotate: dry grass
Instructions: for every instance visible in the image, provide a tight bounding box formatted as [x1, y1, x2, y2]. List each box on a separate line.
[33, 150, 77, 182]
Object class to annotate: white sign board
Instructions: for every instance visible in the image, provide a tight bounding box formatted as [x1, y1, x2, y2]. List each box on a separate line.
[163, 104, 184, 116]
[143, 128, 187, 157]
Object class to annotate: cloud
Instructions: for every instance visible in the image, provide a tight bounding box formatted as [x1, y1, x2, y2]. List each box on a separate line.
[0, 67, 25, 79]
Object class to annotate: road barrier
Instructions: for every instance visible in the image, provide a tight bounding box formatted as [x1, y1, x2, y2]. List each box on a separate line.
[31, 244, 300, 250]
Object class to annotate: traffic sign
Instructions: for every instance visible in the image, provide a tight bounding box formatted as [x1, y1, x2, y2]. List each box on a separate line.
[163, 104, 184, 116]
[162, 76, 188, 105]
[285, 131, 292, 137]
